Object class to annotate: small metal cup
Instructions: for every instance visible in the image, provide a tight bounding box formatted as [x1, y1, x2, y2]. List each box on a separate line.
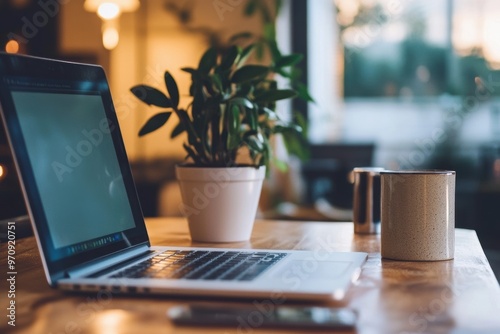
[353, 167, 385, 234]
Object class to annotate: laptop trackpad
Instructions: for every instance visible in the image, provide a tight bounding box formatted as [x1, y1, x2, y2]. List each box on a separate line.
[273, 260, 352, 280]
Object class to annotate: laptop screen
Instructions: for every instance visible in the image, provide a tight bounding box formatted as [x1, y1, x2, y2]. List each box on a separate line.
[0, 55, 149, 281]
[12, 89, 136, 251]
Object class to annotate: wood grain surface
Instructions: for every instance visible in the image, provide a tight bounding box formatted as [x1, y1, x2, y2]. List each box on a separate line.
[1, 217, 499, 334]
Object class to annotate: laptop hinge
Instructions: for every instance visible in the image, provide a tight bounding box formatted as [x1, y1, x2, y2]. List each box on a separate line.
[66, 244, 151, 279]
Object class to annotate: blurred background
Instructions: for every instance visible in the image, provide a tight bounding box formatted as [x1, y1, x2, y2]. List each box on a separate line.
[1, 0, 499, 275]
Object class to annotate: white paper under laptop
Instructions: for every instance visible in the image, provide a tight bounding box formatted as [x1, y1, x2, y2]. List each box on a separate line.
[0, 53, 366, 301]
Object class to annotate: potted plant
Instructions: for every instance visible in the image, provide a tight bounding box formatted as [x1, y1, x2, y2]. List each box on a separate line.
[130, 42, 307, 242]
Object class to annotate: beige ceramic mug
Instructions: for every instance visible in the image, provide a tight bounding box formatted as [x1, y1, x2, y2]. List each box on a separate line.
[380, 170, 455, 261]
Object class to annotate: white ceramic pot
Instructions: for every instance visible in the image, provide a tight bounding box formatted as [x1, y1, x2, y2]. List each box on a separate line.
[175, 165, 266, 242]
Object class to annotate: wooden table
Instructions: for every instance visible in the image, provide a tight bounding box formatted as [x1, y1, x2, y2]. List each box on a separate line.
[1, 218, 500, 334]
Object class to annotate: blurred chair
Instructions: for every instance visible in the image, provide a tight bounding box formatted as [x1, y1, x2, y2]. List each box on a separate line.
[265, 142, 375, 221]
[130, 158, 179, 217]
[303, 143, 375, 204]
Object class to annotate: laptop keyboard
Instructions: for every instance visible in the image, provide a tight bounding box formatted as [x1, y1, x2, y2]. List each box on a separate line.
[109, 250, 288, 281]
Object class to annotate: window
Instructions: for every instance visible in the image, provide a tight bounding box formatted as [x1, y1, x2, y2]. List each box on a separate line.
[296, 0, 500, 234]
[339, 0, 500, 98]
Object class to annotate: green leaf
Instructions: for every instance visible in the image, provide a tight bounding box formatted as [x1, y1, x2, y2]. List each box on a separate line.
[164, 72, 179, 108]
[273, 158, 288, 172]
[275, 0, 283, 14]
[227, 104, 241, 150]
[210, 107, 220, 159]
[236, 83, 253, 97]
[259, 136, 271, 171]
[266, 39, 281, 60]
[254, 89, 297, 102]
[229, 32, 253, 43]
[230, 97, 253, 109]
[247, 106, 258, 130]
[282, 130, 309, 161]
[176, 109, 198, 144]
[268, 79, 278, 90]
[138, 112, 172, 136]
[276, 67, 293, 79]
[246, 136, 264, 152]
[229, 104, 240, 131]
[231, 65, 269, 83]
[181, 67, 197, 75]
[209, 73, 223, 93]
[258, 1, 272, 23]
[238, 44, 255, 65]
[293, 110, 309, 138]
[274, 123, 302, 134]
[183, 143, 202, 165]
[255, 42, 264, 60]
[263, 23, 276, 41]
[198, 47, 217, 74]
[260, 107, 278, 119]
[170, 121, 185, 139]
[275, 54, 303, 68]
[295, 82, 315, 102]
[220, 45, 239, 71]
[192, 83, 204, 118]
[130, 85, 172, 108]
[276, 122, 309, 161]
[244, 131, 265, 152]
[244, 0, 257, 16]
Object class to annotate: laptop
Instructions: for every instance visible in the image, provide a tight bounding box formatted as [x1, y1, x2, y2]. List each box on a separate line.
[0, 53, 367, 301]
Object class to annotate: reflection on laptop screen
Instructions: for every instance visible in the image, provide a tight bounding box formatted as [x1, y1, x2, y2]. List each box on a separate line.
[11, 90, 135, 255]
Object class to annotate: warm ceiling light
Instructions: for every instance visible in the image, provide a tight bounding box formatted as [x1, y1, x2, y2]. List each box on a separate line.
[84, 0, 140, 16]
[0, 164, 6, 181]
[97, 2, 120, 20]
[5, 40, 20, 54]
[84, 0, 139, 50]
[102, 26, 119, 50]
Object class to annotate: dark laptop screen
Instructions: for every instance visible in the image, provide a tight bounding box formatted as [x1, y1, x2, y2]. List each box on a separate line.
[12, 90, 136, 252]
[0, 55, 148, 281]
